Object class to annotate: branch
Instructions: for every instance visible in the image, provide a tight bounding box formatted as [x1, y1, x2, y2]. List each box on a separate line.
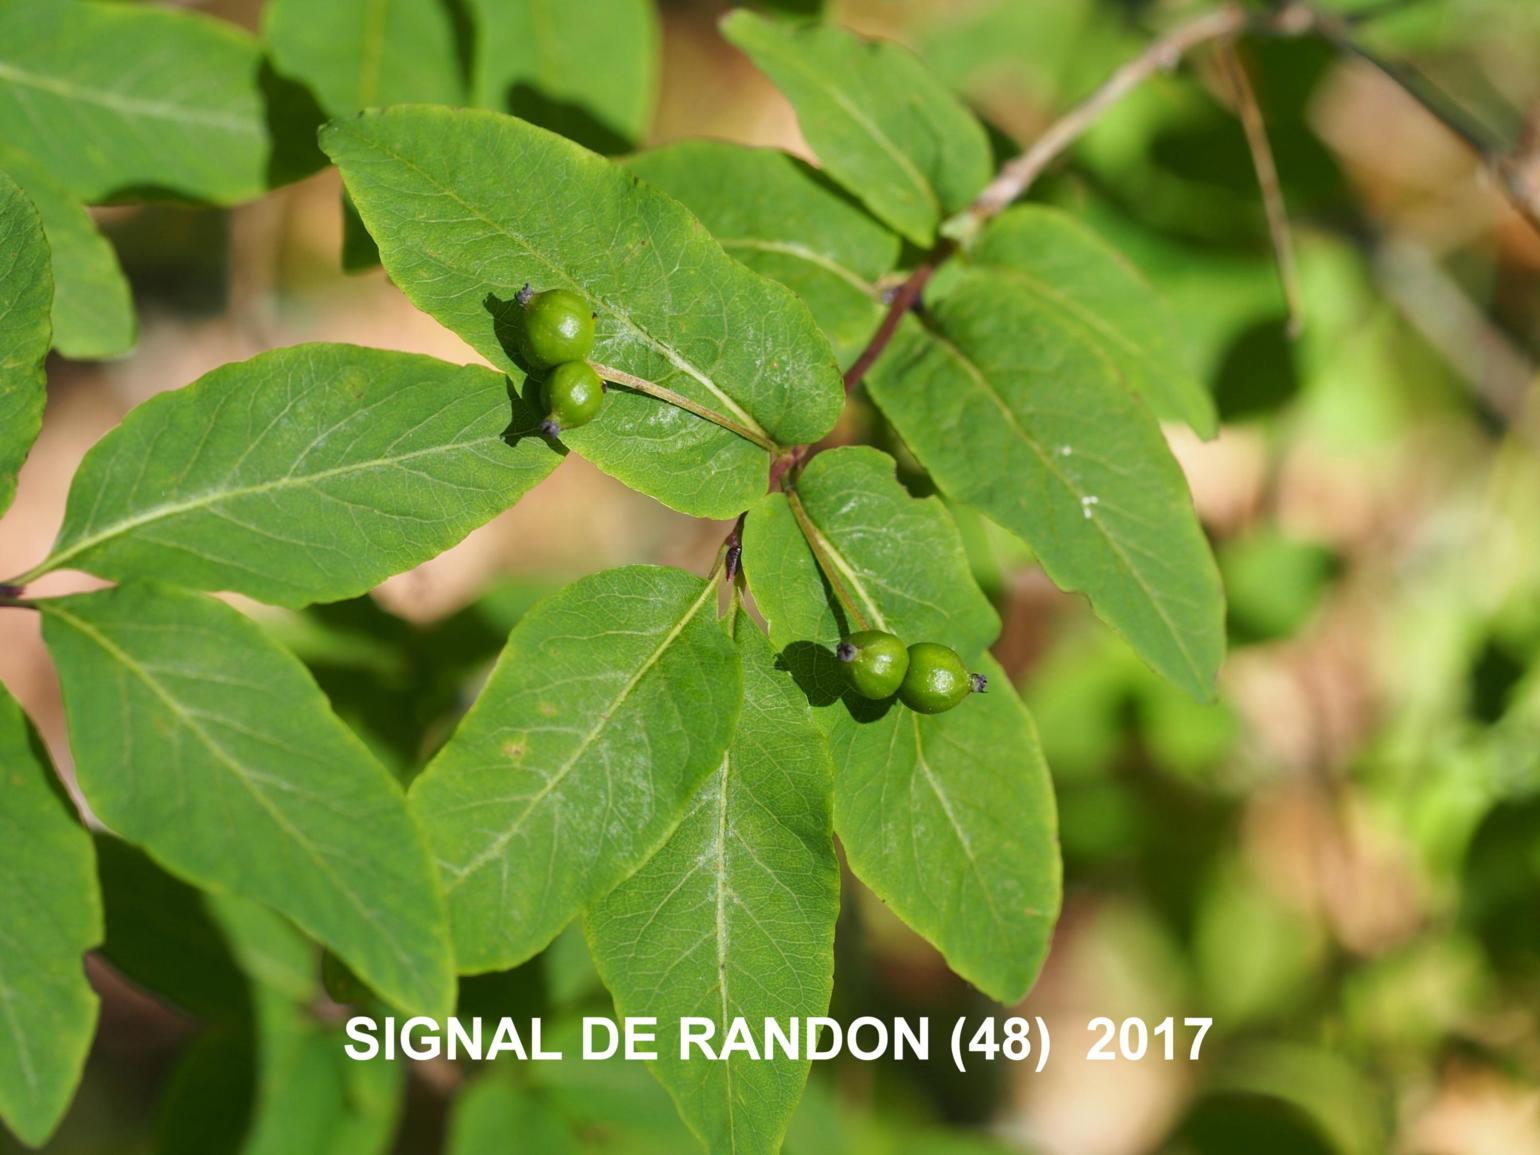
[842, 263, 939, 395]
[1219, 38, 1303, 337]
[1282, 2, 1540, 232]
[839, 0, 1540, 400]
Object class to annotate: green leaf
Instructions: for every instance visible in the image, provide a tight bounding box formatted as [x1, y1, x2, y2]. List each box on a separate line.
[242, 989, 404, 1155]
[39, 583, 456, 1017]
[0, 685, 101, 1148]
[467, 0, 659, 153]
[95, 837, 252, 1022]
[0, 170, 51, 520]
[322, 105, 843, 519]
[867, 271, 1225, 701]
[626, 141, 897, 370]
[740, 449, 1057, 1002]
[830, 658, 1060, 1003]
[410, 565, 742, 972]
[156, 1029, 256, 1155]
[743, 446, 999, 660]
[720, 12, 992, 246]
[527, 1019, 700, 1146]
[963, 206, 1218, 437]
[205, 894, 319, 1006]
[264, 0, 466, 118]
[36, 344, 558, 607]
[0, 149, 134, 360]
[447, 1075, 577, 1155]
[586, 613, 838, 1155]
[0, 0, 288, 204]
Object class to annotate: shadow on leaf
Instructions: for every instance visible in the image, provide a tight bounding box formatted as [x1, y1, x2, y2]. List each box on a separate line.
[506, 83, 633, 156]
[776, 640, 895, 723]
[502, 374, 560, 451]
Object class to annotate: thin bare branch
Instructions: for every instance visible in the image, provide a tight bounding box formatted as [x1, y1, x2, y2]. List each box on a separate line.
[1219, 38, 1304, 337]
[1290, 2, 1540, 231]
[840, 262, 938, 398]
[955, 4, 1252, 237]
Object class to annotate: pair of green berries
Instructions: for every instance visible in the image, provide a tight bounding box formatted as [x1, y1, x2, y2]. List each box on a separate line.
[518, 286, 605, 437]
[837, 632, 987, 714]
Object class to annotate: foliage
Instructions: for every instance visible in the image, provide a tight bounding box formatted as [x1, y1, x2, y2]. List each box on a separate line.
[0, 1, 1533, 1153]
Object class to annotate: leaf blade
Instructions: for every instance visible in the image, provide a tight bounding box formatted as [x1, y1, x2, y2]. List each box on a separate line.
[264, 0, 466, 117]
[39, 583, 456, 1016]
[867, 272, 1225, 700]
[467, 0, 659, 152]
[0, 149, 134, 360]
[0, 686, 101, 1148]
[740, 447, 1059, 1002]
[0, 170, 51, 520]
[626, 141, 897, 371]
[965, 206, 1218, 436]
[410, 565, 742, 971]
[42, 344, 558, 607]
[721, 12, 992, 246]
[0, 0, 284, 204]
[322, 105, 843, 518]
[586, 613, 838, 1155]
[828, 659, 1060, 1004]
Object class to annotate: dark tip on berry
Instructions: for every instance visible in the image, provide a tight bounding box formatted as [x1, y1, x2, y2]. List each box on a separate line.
[539, 417, 561, 438]
[725, 545, 742, 582]
[0, 583, 22, 600]
[836, 641, 857, 663]
[516, 282, 534, 308]
[969, 673, 988, 694]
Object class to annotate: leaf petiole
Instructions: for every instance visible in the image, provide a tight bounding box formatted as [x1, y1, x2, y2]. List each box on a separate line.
[784, 486, 872, 634]
[591, 363, 780, 455]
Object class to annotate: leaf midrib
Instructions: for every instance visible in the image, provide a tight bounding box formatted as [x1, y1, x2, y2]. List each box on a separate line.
[720, 238, 880, 298]
[43, 428, 513, 578]
[440, 575, 719, 892]
[711, 751, 739, 1152]
[792, 498, 890, 633]
[357, 0, 389, 107]
[0, 61, 259, 136]
[910, 714, 1004, 929]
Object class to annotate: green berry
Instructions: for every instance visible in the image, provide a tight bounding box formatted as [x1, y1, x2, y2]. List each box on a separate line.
[519, 287, 596, 368]
[898, 642, 987, 714]
[541, 361, 605, 436]
[836, 630, 909, 699]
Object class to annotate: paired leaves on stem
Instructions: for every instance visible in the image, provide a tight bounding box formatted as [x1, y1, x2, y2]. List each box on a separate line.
[323, 106, 844, 518]
[587, 613, 839, 1155]
[410, 566, 742, 971]
[745, 448, 1060, 1003]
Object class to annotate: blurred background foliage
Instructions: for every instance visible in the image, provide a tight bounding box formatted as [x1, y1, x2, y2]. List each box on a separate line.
[2, 0, 1538, 1152]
